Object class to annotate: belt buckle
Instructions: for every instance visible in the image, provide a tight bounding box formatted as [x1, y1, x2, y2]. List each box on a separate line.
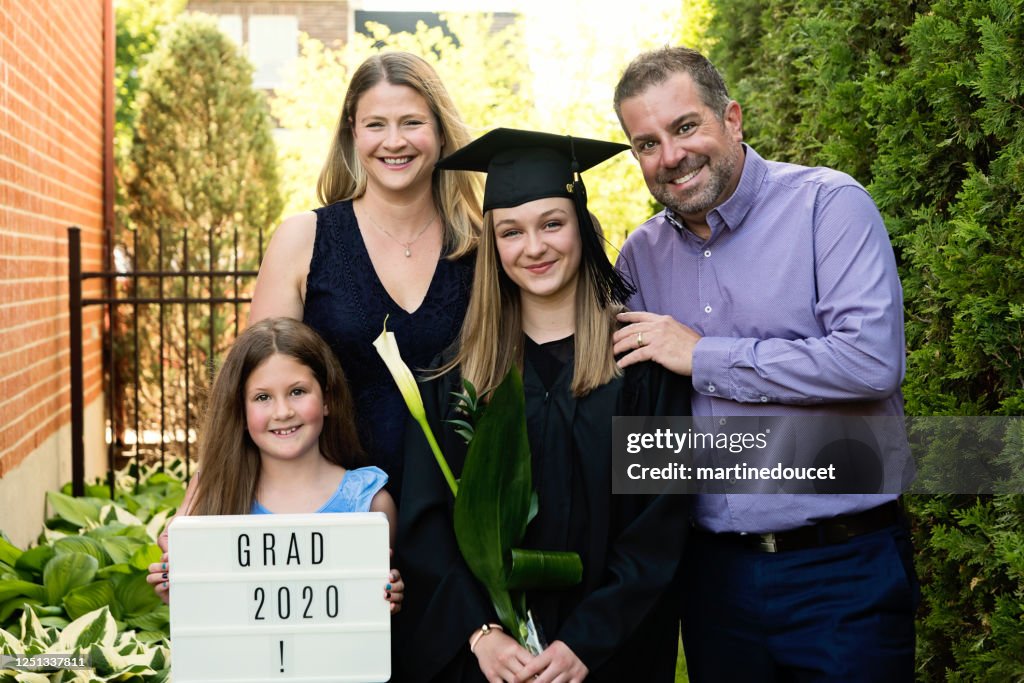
[757, 532, 778, 553]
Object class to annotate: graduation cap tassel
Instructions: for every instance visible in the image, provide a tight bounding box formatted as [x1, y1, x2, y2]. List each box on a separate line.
[571, 173, 635, 307]
[566, 136, 635, 307]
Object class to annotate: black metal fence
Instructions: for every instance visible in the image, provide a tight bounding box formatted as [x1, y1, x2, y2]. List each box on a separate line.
[68, 224, 263, 496]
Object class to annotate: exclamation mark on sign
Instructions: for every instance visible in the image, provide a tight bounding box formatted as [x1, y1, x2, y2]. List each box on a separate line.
[279, 640, 285, 673]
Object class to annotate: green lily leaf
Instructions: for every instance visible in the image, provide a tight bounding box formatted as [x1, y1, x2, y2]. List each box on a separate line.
[0, 537, 21, 567]
[43, 554, 98, 606]
[10, 672, 50, 683]
[63, 581, 115, 621]
[55, 606, 116, 651]
[15, 547, 54, 580]
[506, 548, 582, 590]
[453, 367, 534, 633]
[53, 537, 109, 569]
[0, 580, 46, 604]
[45, 492, 103, 529]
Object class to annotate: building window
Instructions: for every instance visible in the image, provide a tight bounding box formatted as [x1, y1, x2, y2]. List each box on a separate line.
[248, 15, 298, 89]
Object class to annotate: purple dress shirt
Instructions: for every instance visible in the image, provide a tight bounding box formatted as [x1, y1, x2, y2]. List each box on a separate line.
[616, 144, 913, 533]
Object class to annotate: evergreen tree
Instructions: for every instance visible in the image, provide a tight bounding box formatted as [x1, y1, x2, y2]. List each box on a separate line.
[120, 14, 282, 458]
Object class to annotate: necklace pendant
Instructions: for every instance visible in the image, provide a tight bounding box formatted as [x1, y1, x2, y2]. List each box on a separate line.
[404, 248, 412, 258]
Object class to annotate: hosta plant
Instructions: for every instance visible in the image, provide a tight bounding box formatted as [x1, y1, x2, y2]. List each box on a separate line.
[0, 605, 169, 682]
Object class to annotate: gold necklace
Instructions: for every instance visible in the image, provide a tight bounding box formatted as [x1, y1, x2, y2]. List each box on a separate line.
[365, 209, 437, 258]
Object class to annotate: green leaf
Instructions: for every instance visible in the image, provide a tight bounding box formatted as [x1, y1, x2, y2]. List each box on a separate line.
[18, 608, 48, 645]
[55, 606, 116, 651]
[127, 545, 161, 572]
[0, 537, 22, 567]
[15, 546, 55, 580]
[0, 597, 42, 624]
[0, 580, 46, 604]
[53, 537, 109, 568]
[506, 548, 582, 590]
[111, 574, 160, 618]
[37, 616, 69, 630]
[98, 538, 145, 566]
[452, 368, 535, 636]
[63, 581, 115, 621]
[98, 505, 143, 529]
[45, 492, 103, 529]
[43, 553, 99, 606]
[95, 564, 133, 580]
[124, 605, 168, 633]
[0, 626, 22, 654]
[144, 509, 170, 543]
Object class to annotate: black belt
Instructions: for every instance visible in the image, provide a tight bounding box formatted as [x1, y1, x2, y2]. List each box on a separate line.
[698, 500, 904, 553]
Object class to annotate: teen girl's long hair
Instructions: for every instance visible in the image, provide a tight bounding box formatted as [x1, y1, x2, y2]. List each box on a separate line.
[447, 209, 621, 398]
[188, 318, 365, 516]
[316, 51, 482, 259]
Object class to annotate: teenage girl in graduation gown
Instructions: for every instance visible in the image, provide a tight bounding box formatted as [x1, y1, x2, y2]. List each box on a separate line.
[395, 129, 691, 683]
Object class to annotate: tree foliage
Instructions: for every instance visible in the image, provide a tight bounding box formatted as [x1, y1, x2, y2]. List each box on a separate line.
[119, 14, 282, 455]
[704, 0, 1024, 678]
[270, 5, 715, 249]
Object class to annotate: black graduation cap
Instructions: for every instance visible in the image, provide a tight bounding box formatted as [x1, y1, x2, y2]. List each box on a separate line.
[436, 127, 635, 305]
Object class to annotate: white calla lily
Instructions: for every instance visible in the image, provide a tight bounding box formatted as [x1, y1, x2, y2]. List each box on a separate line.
[373, 318, 458, 496]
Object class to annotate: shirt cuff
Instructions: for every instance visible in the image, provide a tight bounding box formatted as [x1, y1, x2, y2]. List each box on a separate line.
[692, 336, 736, 399]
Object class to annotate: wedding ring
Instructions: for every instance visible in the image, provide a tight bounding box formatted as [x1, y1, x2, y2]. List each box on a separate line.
[637, 331, 645, 348]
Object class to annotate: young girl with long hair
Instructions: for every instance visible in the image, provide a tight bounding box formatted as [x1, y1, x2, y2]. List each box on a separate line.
[395, 129, 690, 683]
[147, 318, 402, 612]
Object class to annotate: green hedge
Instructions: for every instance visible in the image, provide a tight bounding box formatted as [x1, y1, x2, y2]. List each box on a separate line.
[704, 0, 1024, 679]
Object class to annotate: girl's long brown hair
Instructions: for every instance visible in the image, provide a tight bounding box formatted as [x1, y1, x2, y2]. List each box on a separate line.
[188, 318, 364, 515]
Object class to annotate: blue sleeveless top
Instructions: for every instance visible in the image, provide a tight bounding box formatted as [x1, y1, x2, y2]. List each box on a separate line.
[302, 201, 473, 501]
[251, 466, 389, 514]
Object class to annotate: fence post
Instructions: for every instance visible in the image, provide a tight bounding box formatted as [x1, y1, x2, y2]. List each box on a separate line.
[68, 227, 85, 496]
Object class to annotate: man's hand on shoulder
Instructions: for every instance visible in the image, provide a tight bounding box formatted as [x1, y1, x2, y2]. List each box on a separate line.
[613, 311, 701, 376]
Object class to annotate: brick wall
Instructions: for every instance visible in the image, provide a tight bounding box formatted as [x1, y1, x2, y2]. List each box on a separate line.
[0, 0, 108, 540]
[188, 0, 349, 47]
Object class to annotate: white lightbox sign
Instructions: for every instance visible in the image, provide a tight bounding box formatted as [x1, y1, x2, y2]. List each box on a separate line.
[169, 513, 390, 682]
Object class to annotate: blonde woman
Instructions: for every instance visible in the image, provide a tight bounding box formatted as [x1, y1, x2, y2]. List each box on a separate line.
[250, 52, 482, 499]
[396, 129, 690, 683]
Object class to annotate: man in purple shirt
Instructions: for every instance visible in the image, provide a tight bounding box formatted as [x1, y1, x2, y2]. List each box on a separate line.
[610, 46, 918, 681]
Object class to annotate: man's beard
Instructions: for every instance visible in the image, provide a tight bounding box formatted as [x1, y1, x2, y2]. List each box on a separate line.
[651, 145, 741, 219]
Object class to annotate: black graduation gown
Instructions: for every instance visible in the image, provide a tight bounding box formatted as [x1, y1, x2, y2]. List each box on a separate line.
[393, 347, 692, 683]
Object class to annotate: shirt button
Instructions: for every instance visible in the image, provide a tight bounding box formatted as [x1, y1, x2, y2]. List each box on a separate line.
[704, 250, 711, 258]
[760, 395, 768, 402]
[719, 418, 727, 426]
[704, 305, 712, 313]
[707, 384, 716, 393]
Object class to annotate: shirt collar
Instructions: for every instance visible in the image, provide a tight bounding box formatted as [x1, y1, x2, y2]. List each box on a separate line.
[665, 143, 767, 236]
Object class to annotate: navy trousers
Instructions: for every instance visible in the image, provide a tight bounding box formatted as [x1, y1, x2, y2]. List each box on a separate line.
[680, 523, 919, 682]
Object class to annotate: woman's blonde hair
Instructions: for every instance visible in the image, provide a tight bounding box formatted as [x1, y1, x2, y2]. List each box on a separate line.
[447, 210, 622, 398]
[316, 51, 482, 259]
[188, 318, 364, 516]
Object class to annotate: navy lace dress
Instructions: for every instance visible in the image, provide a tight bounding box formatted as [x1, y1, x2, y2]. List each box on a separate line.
[303, 200, 473, 501]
